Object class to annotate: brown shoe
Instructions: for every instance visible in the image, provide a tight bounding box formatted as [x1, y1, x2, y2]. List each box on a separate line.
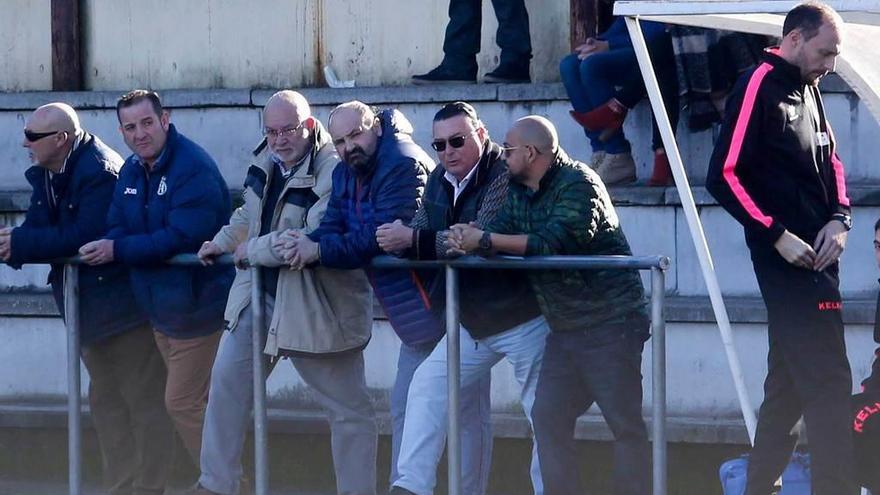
[597, 152, 636, 186]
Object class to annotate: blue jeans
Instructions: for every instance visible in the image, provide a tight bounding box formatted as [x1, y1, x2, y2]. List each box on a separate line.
[559, 31, 679, 155]
[395, 316, 550, 495]
[532, 325, 650, 495]
[559, 50, 636, 154]
[390, 340, 492, 493]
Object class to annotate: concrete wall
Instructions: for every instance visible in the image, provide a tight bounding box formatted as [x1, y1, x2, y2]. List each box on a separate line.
[4, 0, 570, 91]
[1, 84, 879, 297]
[0, 0, 51, 91]
[1, 84, 879, 442]
[0, 316, 875, 444]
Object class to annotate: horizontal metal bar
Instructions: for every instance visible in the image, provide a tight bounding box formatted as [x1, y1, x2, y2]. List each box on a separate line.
[11, 253, 670, 271]
[370, 255, 671, 271]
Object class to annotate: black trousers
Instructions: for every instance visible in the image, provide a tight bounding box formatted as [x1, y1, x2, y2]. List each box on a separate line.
[81, 326, 173, 495]
[745, 257, 857, 495]
[442, 0, 532, 68]
[532, 324, 650, 495]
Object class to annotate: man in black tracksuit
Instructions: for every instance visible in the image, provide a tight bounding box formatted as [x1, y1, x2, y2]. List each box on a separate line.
[706, 4, 856, 494]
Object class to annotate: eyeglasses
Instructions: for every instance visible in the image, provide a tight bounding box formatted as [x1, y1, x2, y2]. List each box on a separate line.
[24, 129, 60, 142]
[263, 121, 306, 139]
[501, 144, 543, 158]
[431, 130, 478, 152]
[501, 145, 521, 158]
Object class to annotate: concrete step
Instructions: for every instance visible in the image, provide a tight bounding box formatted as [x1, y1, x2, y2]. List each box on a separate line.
[0, 423, 745, 495]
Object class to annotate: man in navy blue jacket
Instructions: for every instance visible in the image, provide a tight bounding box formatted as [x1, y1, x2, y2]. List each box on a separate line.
[277, 102, 485, 491]
[80, 90, 234, 469]
[2, 102, 172, 495]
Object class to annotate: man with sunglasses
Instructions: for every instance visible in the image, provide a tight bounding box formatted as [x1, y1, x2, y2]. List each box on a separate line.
[379, 102, 547, 495]
[79, 90, 235, 476]
[448, 116, 650, 495]
[5, 103, 173, 495]
[193, 91, 377, 495]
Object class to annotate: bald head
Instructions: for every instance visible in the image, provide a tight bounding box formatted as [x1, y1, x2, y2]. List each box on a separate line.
[328, 101, 376, 131]
[30, 103, 81, 136]
[262, 90, 316, 166]
[503, 115, 560, 189]
[327, 101, 381, 174]
[23, 103, 82, 172]
[264, 90, 311, 122]
[511, 116, 558, 155]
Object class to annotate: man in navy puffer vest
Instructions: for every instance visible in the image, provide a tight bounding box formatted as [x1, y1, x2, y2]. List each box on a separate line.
[277, 101, 462, 490]
[80, 90, 234, 469]
[3, 102, 173, 495]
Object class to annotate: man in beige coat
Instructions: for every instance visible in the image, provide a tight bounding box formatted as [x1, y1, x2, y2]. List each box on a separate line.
[194, 91, 377, 495]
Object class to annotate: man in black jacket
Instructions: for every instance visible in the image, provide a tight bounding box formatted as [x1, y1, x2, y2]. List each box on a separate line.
[379, 102, 548, 495]
[706, 3, 856, 494]
[852, 219, 880, 494]
[1, 103, 172, 495]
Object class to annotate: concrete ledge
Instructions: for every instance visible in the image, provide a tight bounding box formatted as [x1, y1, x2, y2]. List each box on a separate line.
[0, 402, 750, 445]
[0, 291, 57, 317]
[1, 290, 874, 324]
[0, 191, 31, 212]
[3, 184, 880, 213]
[253, 84, 503, 107]
[0, 75, 854, 111]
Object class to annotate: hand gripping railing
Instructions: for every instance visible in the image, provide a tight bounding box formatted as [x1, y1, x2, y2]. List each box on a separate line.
[30, 252, 670, 495]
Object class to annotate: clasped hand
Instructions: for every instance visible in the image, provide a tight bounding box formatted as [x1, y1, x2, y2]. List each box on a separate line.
[273, 229, 319, 270]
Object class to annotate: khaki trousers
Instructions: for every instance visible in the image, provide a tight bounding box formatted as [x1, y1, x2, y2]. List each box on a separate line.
[153, 330, 222, 465]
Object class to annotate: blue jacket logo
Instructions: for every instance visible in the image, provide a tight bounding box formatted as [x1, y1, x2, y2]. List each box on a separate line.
[157, 176, 167, 196]
[124, 187, 137, 195]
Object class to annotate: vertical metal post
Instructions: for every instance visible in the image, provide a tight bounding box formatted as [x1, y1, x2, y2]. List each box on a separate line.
[63, 264, 81, 495]
[651, 267, 667, 495]
[445, 265, 462, 495]
[250, 267, 269, 495]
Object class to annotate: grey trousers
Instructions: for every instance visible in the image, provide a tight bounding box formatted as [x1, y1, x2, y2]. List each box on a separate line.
[198, 296, 378, 495]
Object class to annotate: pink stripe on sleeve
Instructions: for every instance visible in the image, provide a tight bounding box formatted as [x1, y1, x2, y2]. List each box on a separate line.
[722, 63, 775, 228]
[828, 126, 851, 207]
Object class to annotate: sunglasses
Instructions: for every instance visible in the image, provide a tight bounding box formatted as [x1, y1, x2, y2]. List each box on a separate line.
[431, 130, 478, 152]
[24, 129, 60, 142]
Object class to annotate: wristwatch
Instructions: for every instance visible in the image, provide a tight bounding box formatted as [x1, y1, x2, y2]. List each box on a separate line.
[831, 213, 852, 231]
[479, 231, 493, 251]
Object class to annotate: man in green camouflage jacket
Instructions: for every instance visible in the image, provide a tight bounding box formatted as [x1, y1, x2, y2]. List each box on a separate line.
[450, 115, 650, 495]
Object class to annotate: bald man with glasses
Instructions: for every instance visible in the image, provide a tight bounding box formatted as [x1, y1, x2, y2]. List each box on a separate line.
[5, 103, 173, 495]
[450, 116, 650, 495]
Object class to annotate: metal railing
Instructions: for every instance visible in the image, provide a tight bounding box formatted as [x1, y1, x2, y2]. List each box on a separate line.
[25, 252, 670, 495]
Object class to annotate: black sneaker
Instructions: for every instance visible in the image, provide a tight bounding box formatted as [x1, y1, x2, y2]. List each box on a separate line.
[483, 63, 530, 84]
[412, 64, 476, 85]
